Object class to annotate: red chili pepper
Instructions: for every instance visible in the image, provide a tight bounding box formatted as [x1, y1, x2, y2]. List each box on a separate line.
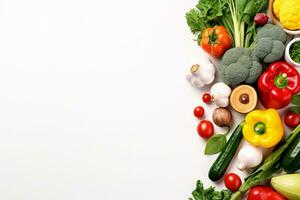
[248, 186, 287, 200]
[258, 61, 300, 109]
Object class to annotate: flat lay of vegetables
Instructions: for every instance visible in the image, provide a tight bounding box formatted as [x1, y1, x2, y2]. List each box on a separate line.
[185, 0, 300, 199]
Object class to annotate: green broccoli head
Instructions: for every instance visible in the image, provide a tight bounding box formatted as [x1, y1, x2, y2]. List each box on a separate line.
[220, 48, 262, 87]
[252, 24, 287, 63]
[256, 24, 287, 43]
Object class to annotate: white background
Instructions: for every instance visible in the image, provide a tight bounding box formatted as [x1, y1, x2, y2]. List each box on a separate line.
[0, 0, 283, 199]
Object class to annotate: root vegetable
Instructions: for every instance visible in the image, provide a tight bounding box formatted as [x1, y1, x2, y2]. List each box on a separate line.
[254, 13, 268, 26]
[212, 108, 232, 128]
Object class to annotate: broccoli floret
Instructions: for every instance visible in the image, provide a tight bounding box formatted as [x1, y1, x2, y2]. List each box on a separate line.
[263, 40, 285, 63]
[221, 48, 251, 66]
[220, 48, 262, 87]
[245, 60, 262, 84]
[252, 37, 273, 60]
[256, 24, 287, 43]
[253, 24, 287, 63]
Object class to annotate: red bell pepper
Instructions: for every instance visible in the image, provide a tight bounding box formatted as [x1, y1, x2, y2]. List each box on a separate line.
[258, 61, 300, 109]
[248, 186, 287, 200]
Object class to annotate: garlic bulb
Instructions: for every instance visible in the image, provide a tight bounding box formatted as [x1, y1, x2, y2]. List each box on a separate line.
[210, 82, 232, 107]
[237, 141, 263, 171]
[186, 57, 216, 88]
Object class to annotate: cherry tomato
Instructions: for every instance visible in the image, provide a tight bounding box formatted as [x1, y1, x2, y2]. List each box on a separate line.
[202, 93, 212, 104]
[224, 173, 242, 192]
[197, 120, 214, 138]
[194, 106, 205, 118]
[284, 111, 300, 128]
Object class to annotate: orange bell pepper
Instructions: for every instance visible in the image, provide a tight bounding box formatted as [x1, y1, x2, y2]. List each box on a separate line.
[200, 26, 232, 58]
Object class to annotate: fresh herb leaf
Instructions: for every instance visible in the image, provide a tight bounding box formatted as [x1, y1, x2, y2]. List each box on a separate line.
[236, 0, 247, 14]
[241, 1, 256, 24]
[256, 0, 268, 13]
[205, 134, 227, 155]
[292, 94, 300, 105]
[186, 9, 207, 34]
[290, 41, 300, 64]
[290, 106, 300, 115]
[189, 180, 231, 200]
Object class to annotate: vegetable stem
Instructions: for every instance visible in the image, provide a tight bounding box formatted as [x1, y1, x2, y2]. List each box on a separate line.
[240, 22, 245, 48]
[230, 191, 242, 200]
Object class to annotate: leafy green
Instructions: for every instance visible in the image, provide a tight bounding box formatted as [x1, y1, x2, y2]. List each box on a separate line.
[290, 41, 300, 64]
[292, 94, 300, 105]
[290, 106, 300, 115]
[186, 9, 207, 34]
[288, 95, 300, 114]
[189, 180, 231, 200]
[230, 125, 300, 200]
[196, 0, 225, 22]
[205, 134, 227, 155]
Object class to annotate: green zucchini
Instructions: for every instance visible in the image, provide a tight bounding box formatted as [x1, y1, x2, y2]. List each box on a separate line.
[281, 132, 300, 173]
[208, 122, 244, 181]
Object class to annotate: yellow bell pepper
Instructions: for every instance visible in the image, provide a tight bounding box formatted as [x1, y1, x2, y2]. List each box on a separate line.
[242, 109, 284, 148]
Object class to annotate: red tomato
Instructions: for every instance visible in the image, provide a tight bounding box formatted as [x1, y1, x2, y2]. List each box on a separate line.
[248, 186, 287, 200]
[284, 111, 300, 128]
[197, 120, 214, 138]
[194, 106, 205, 118]
[224, 173, 242, 192]
[202, 93, 212, 104]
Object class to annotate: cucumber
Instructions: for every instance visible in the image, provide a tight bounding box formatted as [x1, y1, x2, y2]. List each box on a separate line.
[281, 132, 300, 173]
[208, 122, 244, 181]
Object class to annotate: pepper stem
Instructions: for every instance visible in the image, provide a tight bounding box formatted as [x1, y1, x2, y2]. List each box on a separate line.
[209, 30, 218, 46]
[274, 73, 288, 89]
[254, 122, 266, 135]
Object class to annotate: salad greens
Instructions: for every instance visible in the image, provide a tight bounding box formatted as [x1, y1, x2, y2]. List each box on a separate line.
[230, 125, 300, 200]
[290, 41, 300, 64]
[189, 180, 231, 200]
[185, 0, 268, 47]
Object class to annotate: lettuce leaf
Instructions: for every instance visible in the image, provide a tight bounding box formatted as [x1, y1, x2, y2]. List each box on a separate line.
[189, 180, 231, 200]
